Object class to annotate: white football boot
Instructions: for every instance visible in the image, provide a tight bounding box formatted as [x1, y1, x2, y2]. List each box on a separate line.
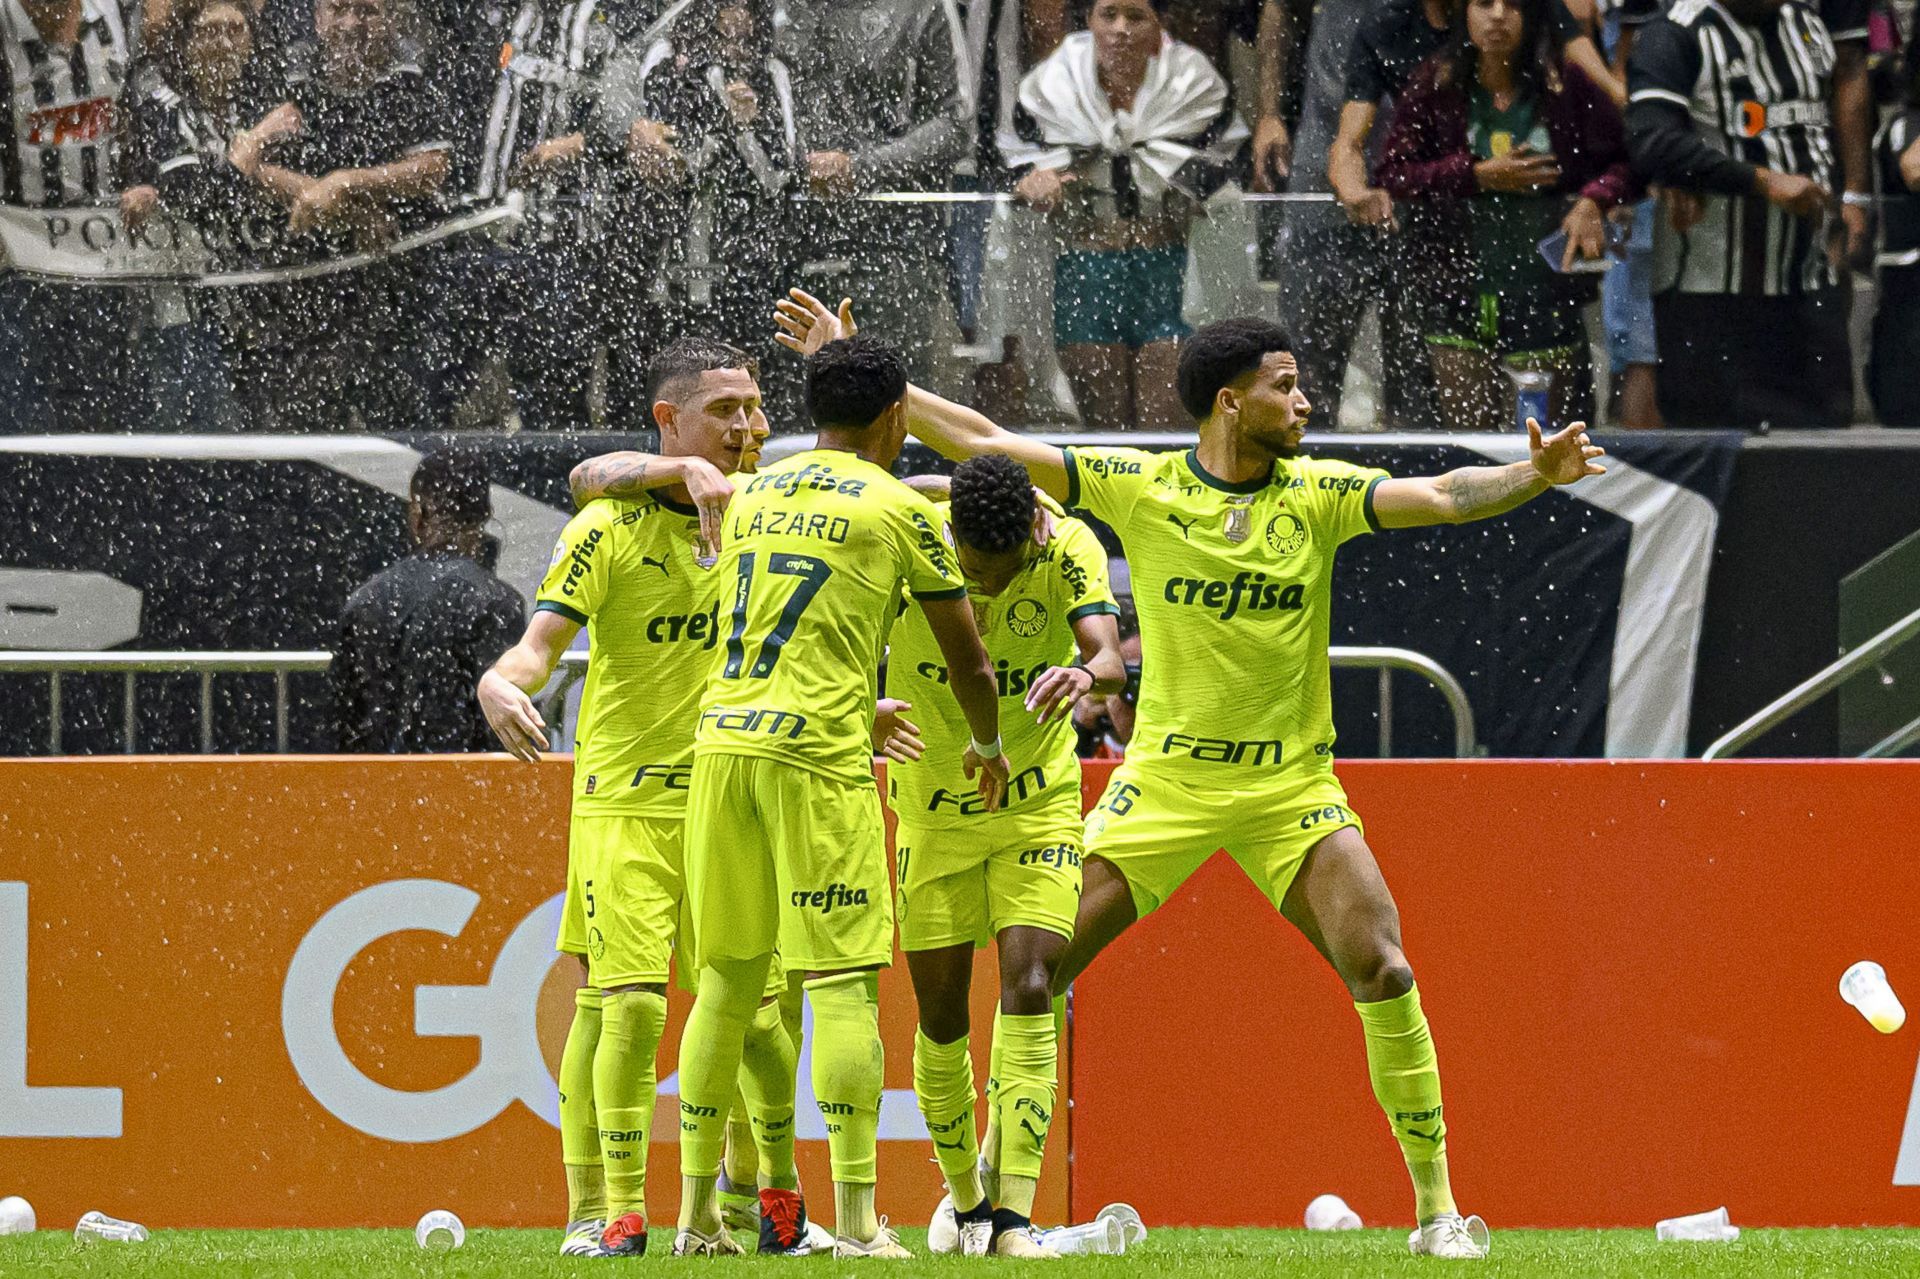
[834, 1218, 914, 1259]
[672, 1224, 746, 1257]
[926, 1195, 960, 1255]
[1408, 1213, 1491, 1259]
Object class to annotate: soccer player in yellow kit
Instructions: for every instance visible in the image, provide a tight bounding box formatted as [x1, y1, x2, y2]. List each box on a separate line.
[477, 339, 811, 1258]
[776, 293, 1606, 1260]
[671, 335, 1010, 1260]
[886, 457, 1124, 1258]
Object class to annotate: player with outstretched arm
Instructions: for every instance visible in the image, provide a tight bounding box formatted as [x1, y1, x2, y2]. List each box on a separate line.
[774, 290, 1605, 1260]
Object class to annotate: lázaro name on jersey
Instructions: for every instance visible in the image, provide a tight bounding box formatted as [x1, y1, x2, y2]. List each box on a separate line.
[734, 508, 851, 545]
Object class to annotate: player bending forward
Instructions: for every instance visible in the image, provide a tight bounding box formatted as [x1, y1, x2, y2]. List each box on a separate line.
[885, 458, 1124, 1257]
[477, 339, 810, 1258]
[776, 292, 1606, 1260]
[671, 335, 1010, 1259]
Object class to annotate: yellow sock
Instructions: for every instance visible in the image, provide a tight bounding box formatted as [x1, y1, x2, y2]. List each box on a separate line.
[913, 1028, 984, 1210]
[1355, 984, 1456, 1221]
[806, 973, 883, 1238]
[559, 987, 605, 1222]
[677, 955, 770, 1231]
[740, 997, 799, 1190]
[594, 990, 666, 1219]
[992, 1012, 1057, 1218]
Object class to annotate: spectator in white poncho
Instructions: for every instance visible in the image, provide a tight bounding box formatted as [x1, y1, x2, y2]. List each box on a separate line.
[1001, 0, 1248, 430]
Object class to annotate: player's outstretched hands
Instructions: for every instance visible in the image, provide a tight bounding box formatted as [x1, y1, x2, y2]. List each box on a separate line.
[871, 698, 924, 764]
[1025, 664, 1095, 727]
[963, 743, 1011, 812]
[773, 288, 857, 357]
[679, 455, 735, 558]
[1528, 418, 1607, 486]
[477, 670, 549, 763]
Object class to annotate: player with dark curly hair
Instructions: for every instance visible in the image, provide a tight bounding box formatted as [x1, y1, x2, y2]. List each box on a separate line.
[881, 454, 1126, 1258]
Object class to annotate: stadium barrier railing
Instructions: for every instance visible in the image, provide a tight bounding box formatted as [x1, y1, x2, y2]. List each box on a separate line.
[0, 645, 1478, 758]
[1701, 604, 1920, 759]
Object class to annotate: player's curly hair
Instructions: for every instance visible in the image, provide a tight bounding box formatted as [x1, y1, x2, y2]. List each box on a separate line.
[950, 455, 1035, 556]
[805, 335, 908, 431]
[1175, 317, 1293, 421]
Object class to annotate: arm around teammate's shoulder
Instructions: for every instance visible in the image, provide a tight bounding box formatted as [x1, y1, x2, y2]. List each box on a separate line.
[904, 387, 1071, 503]
[1371, 418, 1607, 529]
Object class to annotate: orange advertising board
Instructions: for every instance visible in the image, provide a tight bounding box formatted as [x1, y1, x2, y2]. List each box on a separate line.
[7, 758, 1920, 1230]
[0, 758, 1065, 1229]
[1068, 760, 1920, 1228]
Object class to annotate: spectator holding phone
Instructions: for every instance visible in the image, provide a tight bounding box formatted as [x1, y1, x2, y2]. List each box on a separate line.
[1376, 0, 1636, 430]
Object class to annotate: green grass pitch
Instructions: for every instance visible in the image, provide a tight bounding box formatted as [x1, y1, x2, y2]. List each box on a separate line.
[6, 1227, 1920, 1276]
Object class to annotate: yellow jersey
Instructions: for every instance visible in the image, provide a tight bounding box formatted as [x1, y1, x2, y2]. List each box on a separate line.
[887, 512, 1117, 825]
[1063, 446, 1388, 787]
[694, 449, 967, 786]
[535, 492, 719, 817]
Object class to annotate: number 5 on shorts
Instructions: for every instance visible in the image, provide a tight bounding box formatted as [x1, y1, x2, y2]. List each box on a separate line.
[723, 551, 834, 679]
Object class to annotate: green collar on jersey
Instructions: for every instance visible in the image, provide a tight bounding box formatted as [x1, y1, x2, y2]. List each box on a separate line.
[1185, 448, 1272, 495]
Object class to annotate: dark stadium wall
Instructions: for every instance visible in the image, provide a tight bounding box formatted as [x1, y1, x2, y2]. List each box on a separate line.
[5, 758, 1919, 1228]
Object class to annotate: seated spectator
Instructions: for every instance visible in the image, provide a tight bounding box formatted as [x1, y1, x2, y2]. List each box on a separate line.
[331, 447, 525, 753]
[1375, 0, 1635, 430]
[1004, 0, 1248, 429]
[0, 0, 138, 435]
[625, 0, 799, 402]
[225, 0, 451, 431]
[1869, 44, 1920, 427]
[1625, 0, 1851, 430]
[120, 0, 281, 431]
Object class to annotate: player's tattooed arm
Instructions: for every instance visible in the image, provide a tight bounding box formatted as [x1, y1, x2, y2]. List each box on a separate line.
[567, 451, 734, 550]
[1374, 419, 1606, 528]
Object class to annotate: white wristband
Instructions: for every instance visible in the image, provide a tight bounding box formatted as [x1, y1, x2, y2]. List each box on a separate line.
[969, 735, 1003, 760]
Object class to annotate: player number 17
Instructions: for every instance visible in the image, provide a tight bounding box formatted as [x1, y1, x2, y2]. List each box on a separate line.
[723, 551, 834, 680]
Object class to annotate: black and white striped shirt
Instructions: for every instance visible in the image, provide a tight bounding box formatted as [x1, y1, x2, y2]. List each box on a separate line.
[1627, 0, 1839, 296]
[464, 1, 623, 202]
[1, 0, 128, 207]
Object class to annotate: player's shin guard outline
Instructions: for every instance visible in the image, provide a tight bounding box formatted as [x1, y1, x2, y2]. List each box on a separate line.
[595, 989, 667, 1217]
[739, 995, 800, 1190]
[1355, 983, 1457, 1221]
[678, 956, 772, 1229]
[806, 972, 883, 1238]
[913, 1028, 984, 1210]
[559, 986, 606, 1222]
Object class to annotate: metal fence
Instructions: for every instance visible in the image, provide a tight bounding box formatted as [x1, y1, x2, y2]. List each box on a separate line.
[0, 645, 1478, 759]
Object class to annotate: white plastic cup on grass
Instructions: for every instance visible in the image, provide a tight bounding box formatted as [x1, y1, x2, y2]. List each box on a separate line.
[1037, 1214, 1125, 1255]
[1840, 961, 1906, 1033]
[415, 1210, 465, 1252]
[0, 1196, 34, 1234]
[73, 1211, 147, 1243]
[1096, 1203, 1147, 1249]
[1304, 1194, 1363, 1231]
[1656, 1206, 1739, 1242]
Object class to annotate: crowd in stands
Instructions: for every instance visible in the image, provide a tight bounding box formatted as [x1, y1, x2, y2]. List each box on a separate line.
[3, 0, 1918, 435]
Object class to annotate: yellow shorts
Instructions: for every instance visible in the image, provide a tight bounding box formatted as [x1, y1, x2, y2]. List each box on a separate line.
[684, 751, 894, 972]
[1083, 762, 1363, 917]
[556, 812, 688, 988]
[895, 796, 1083, 951]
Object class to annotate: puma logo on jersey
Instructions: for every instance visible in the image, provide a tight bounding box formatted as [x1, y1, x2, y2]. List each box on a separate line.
[1167, 513, 1199, 539]
[640, 552, 670, 576]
